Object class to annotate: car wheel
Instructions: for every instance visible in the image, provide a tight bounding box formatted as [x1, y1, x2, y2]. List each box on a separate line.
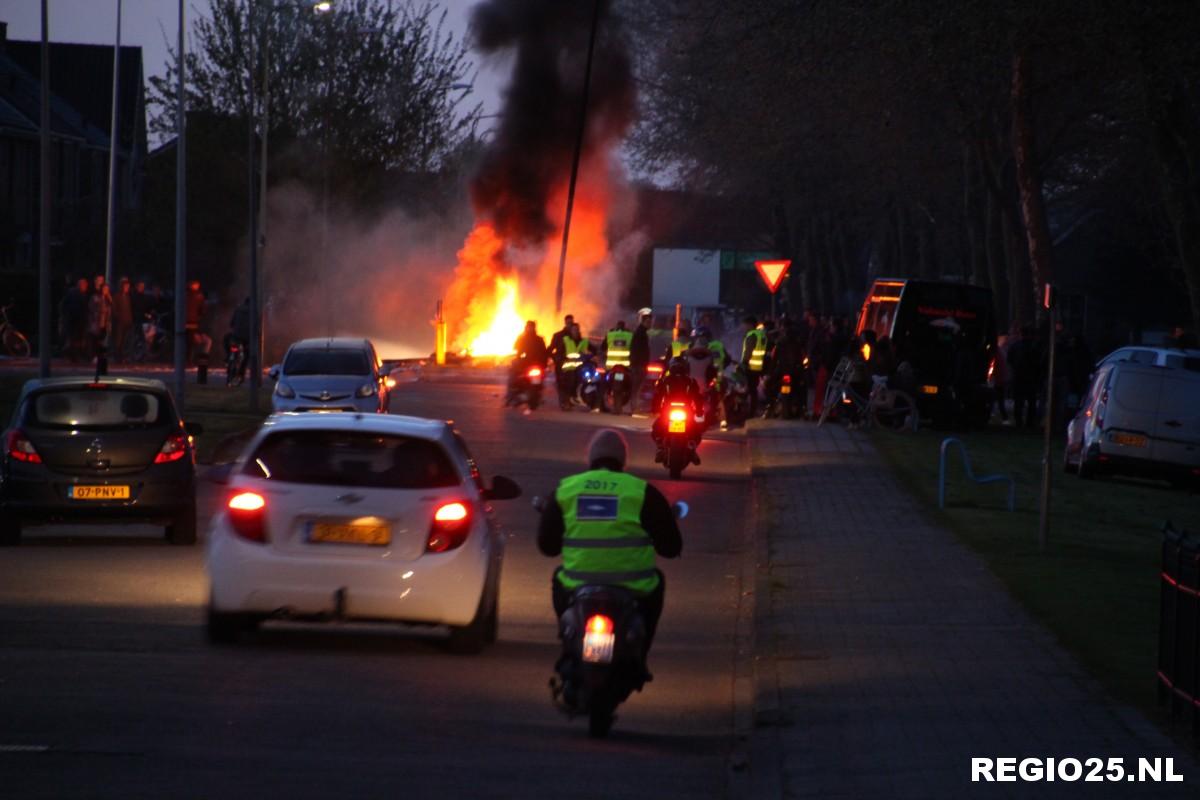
[206, 606, 258, 644]
[446, 583, 496, 655]
[0, 516, 21, 546]
[167, 505, 197, 545]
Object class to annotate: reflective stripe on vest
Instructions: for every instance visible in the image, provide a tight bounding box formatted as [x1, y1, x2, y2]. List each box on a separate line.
[563, 337, 585, 370]
[556, 469, 657, 594]
[744, 329, 766, 372]
[605, 330, 632, 368]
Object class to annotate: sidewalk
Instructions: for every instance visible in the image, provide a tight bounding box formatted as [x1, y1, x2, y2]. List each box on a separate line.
[741, 419, 1195, 799]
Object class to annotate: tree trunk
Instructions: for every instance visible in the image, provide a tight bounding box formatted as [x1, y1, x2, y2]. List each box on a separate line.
[1010, 49, 1054, 321]
[984, 183, 1009, 332]
[964, 143, 988, 287]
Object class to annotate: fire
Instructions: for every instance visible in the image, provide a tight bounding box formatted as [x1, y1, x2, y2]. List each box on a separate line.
[468, 277, 524, 356]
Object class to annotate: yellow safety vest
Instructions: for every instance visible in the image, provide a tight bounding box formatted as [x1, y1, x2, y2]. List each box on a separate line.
[707, 340, 727, 370]
[671, 339, 690, 358]
[563, 336, 585, 370]
[743, 329, 767, 373]
[605, 329, 632, 369]
[556, 469, 657, 594]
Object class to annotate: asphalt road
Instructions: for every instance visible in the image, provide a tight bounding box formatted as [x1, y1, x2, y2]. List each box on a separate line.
[0, 371, 752, 799]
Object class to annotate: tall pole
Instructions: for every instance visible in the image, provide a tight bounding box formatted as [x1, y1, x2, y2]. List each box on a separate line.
[246, 1, 260, 411]
[173, 0, 187, 404]
[251, 12, 269, 409]
[103, 0, 122, 287]
[1038, 287, 1057, 552]
[38, 0, 51, 378]
[553, 0, 600, 315]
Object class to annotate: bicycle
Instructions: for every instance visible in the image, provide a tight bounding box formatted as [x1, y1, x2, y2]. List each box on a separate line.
[0, 304, 31, 358]
[817, 356, 918, 432]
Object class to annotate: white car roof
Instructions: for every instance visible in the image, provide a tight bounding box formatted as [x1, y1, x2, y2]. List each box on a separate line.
[287, 337, 373, 350]
[1100, 346, 1200, 362]
[259, 412, 452, 443]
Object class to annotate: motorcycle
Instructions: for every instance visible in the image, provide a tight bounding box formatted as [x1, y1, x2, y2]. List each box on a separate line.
[659, 399, 699, 480]
[133, 310, 171, 363]
[721, 367, 751, 429]
[605, 363, 633, 414]
[507, 362, 545, 412]
[225, 337, 247, 387]
[575, 355, 604, 411]
[767, 368, 805, 419]
[539, 496, 689, 738]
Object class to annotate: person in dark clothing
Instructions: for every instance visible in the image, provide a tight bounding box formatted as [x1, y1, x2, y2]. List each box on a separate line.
[548, 314, 575, 392]
[60, 277, 90, 362]
[628, 310, 652, 413]
[537, 429, 682, 660]
[1006, 326, 1043, 429]
[766, 319, 807, 415]
[650, 358, 705, 463]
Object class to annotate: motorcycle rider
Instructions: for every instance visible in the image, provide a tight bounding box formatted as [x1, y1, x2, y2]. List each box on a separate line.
[537, 429, 682, 670]
[509, 320, 548, 407]
[549, 314, 575, 407]
[650, 357, 705, 464]
[741, 316, 768, 416]
[558, 322, 589, 410]
[665, 320, 692, 362]
[767, 318, 807, 417]
[629, 309, 652, 414]
[687, 327, 720, 422]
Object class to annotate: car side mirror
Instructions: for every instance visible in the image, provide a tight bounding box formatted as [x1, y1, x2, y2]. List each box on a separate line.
[205, 461, 235, 485]
[483, 475, 522, 501]
[268, 365, 280, 381]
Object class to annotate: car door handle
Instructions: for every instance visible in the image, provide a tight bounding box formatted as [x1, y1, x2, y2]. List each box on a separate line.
[1164, 420, 1182, 428]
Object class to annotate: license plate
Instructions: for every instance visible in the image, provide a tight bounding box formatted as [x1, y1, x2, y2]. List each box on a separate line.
[613, 373, 624, 382]
[780, 385, 792, 395]
[582, 631, 615, 664]
[668, 419, 687, 433]
[921, 385, 939, 395]
[530, 375, 542, 385]
[310, 522, 391, 545]
[1111, 432, 1147, 448]
[70, 485, 130, 500]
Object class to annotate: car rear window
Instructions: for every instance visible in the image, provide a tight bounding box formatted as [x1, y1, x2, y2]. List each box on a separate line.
[245, 430, 460, 488]
[1112, 370, 1162, 413]
[283, 349, 371, 376]
[25, 389, 167, 430]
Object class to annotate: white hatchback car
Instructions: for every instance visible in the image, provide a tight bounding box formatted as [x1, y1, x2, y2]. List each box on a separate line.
[205, 413, 521, 652]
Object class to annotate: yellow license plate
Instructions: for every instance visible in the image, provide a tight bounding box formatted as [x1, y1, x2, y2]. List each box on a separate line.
[920, 385, 940, 395]
[668, 419, 686, 433]
[780, 385, 792, 394]
[70, 485, 130, 500]
[1112, 433, 1147, 448]
[311, 522, 391, 545]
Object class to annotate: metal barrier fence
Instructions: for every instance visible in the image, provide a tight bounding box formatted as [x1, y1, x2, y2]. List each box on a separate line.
[1158, 522, 1200, 736]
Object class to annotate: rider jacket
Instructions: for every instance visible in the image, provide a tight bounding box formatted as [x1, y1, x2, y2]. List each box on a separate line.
[513, 332, 548, 370]
[651, 373, 704, 415]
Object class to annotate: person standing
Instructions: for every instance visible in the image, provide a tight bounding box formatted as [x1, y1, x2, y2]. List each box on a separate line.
[549, 313, 575, 402]
[88, 276, 113, 361]
[112, 278, 134, 363]
[628, 309, 652, 414]
[1007, 326, 1042, 429]
[740, 316, 767, 416]
[61, 277, 90, 362]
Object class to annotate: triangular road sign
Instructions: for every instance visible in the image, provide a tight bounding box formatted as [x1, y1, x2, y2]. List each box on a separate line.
[755, 259, 791, 293]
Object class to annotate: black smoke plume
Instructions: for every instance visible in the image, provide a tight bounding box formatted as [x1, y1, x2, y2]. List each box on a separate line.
[469, 0, 635, 246]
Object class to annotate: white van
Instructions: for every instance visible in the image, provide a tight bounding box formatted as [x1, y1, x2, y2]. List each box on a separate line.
[1065, 362, 1200, 486]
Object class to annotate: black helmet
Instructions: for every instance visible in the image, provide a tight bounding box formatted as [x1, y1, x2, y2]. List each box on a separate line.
[667, 357, 689, 377]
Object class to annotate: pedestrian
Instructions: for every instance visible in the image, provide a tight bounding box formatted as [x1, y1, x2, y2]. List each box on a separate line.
[628, 309, 652, 414]
[548, 314, 576, 408]
[809, 316, 832, 418]
[185, 280, 206, 365]
[1006, 325, 1042, 429]
[740, 315, 767, 416]
[112, 277, 134, 363]
[88, 275, 113, 361]
[60, 277, 90, 362]
[991, 335, 1010, 424]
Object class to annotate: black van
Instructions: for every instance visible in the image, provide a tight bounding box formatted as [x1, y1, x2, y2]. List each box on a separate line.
[855, 278, 997, 424]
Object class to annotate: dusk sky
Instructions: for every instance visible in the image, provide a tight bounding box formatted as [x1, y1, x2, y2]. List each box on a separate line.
[2, 0, 508, 123]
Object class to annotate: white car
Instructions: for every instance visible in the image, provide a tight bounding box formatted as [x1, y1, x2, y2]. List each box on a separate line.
[205, 412, 521, 652]
[1095, 345, 1200, 372]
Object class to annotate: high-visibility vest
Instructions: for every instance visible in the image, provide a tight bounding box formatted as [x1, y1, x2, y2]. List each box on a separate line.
[555, 469, 658, 594]
[671, 338, 690, 358]
[707, 340, 727, 370]
[605, 329, 632, 369]
[743, 329, 767, 372]
[562, 336, 585, 370]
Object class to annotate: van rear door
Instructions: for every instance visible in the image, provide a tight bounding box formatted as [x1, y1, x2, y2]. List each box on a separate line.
[1151, 373, 1200, 469]
[1104, 367, 1161, 458]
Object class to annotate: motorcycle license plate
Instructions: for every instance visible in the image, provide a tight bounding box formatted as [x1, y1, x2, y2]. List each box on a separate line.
[613, 372, 624, 382]
[69, 485, 130, 500]
[780, 385, 792, 394]
[668, 419, 687, 433]
[582, 630, 615, 663]
[530, 375, 543, 385]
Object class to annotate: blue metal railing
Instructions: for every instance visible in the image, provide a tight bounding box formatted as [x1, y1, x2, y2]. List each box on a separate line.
[938, 437, 1016, 512]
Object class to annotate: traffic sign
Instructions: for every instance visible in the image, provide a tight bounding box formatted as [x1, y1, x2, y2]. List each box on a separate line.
[754, 259, 791, 294]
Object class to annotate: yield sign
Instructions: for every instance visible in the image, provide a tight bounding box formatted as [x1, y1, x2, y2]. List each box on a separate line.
[754, 259, 791, 294]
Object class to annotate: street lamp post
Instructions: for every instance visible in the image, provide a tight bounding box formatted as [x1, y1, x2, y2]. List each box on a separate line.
[174, 0, 187, 404]
[103, 0, 122, 289]
[38, 0, 50, 379]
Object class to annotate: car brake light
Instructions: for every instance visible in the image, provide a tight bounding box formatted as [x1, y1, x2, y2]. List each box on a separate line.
[154, 433, 189, 463]
[427, 501, 472, 553]
[648, 364, 663, 375]
[6, 429, 42, 464]
[227, 491, 267, 542]
[586, 614, 614, 636]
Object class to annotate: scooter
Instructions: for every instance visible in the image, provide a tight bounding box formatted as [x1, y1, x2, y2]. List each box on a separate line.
[536, 496, 688, 738]
[767, 369, 805, 419]
[507, 362, 545, 412]
[575, 355, 604, 411]
[225, 338, 247, 387]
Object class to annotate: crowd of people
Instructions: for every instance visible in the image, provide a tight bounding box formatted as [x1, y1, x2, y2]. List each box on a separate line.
[54, 275, 215, 367]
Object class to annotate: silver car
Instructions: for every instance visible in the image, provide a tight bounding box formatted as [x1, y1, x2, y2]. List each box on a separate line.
[269, 338, 390, 414]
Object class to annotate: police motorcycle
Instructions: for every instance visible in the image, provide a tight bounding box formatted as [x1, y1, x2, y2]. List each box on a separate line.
[506, 355, 546, 412]
[575, 352, 605, 411]
[533, 496, 688, 738]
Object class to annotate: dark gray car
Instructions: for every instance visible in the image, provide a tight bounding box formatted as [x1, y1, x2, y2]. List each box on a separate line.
[0, 376, 201, 545]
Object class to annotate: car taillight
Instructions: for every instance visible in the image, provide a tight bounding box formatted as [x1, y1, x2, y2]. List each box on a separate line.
[154, 433, 189, 463]
[586, 614, 614, 636]
[427, 501, 472, 553]
[227, 491, 267, 543]
[648, 364, 663, 375]
[6, 429, 41, 464]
